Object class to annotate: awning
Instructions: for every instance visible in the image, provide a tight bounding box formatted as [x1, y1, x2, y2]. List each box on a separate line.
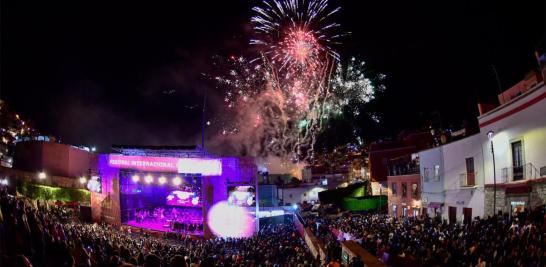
[505, 186, 532, 194]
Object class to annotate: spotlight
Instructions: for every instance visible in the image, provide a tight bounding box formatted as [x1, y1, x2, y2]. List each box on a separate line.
[0, 178, 8, 186]
[144, 175, 153, 184]
[131, 175, 140, 183]
[158, 176, 167, 185]
[172, 176, 182, 186]
[292, 204, 298, 210]
[38, 172, 46, 180]
[79, 176, 87, 184]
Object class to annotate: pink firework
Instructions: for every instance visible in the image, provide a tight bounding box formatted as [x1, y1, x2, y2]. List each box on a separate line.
[251, 0, 342, 62]
[281, 29, 320, 68]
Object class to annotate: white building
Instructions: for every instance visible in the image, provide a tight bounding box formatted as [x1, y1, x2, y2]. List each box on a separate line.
[442, 134, 485, 223]
[419, 145, 444, 218]
[478, 79, 546, 216]
[419, 134, 485, 223]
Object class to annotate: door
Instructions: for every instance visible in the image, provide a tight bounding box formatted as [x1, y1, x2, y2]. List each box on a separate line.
[448, 206, 456, 224]
[465, 157, 475, 186]
[463, 207, 472, 224]
[511, 141, 524, 181]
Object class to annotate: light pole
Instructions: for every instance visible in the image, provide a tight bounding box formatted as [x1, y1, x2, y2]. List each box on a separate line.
[487, 130, 497, 216]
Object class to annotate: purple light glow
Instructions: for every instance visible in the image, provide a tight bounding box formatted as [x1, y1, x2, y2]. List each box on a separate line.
[207, 201, 255, 238]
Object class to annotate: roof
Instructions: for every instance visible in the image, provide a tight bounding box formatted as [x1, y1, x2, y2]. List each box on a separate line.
[111, 144, 211, 158]
[112, 144, 198, 151]
[478, 81, 545, 125]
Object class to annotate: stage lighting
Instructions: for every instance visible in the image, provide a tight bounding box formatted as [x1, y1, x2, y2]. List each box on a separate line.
[131, 175, 140, 183]
[158, 176, 167, 185]
[207, 201, 254, 238]
[79, 176, 87, 184]
[144, 175, 154, 184]
[172, 176, 182, 186]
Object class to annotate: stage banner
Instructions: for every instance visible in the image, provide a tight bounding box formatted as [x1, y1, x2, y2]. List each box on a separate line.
[108, 155, 222, 175]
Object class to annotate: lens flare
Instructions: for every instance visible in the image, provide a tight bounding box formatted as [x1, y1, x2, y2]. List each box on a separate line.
[207, 201, 255, 238]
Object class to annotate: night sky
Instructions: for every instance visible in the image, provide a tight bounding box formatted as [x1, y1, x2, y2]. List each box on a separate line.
[1, 1, 544, 153]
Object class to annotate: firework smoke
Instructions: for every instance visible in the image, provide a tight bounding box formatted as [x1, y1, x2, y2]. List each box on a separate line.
[211, 0, 383, 169]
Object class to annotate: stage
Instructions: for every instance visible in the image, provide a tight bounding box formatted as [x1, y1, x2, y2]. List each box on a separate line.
[125, 219, 204, 235]
[93, 147, 259, 238]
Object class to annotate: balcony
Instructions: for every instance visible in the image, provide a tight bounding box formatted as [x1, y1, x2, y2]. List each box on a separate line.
[388, 161, 419, 176]
[500, 163, 539, 183]
[459, 172, 476, 187]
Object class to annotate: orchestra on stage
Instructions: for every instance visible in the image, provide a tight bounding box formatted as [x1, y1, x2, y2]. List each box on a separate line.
[132, 206, 203, 234]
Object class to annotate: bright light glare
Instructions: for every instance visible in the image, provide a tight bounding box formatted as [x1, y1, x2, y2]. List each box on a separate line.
[207, 201, 255, 238]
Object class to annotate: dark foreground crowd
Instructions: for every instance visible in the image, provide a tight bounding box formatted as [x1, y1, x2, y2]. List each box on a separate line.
[306, 207, 545, 267]
[0, 189, 318, 267]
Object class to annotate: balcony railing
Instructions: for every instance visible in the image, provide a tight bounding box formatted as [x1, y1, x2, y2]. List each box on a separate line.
[459, 172, 476, 187]
[500, 163, 539, 183]
[388, 161, 420, 176]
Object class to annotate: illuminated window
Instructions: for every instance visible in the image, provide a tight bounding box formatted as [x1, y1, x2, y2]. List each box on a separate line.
[412, 183, 418, 198]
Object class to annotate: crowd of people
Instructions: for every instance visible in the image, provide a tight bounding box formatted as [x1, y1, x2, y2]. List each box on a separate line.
[0, 188, 318, 267]
[305, 207, 545, 267]
[2, 181, 545, 267]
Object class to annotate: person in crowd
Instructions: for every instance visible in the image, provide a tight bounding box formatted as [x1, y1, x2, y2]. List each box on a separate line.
[304, 206, 545, 267]
[0, 188, 317, 267]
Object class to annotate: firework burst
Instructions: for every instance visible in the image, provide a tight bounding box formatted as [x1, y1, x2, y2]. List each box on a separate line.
[211, 0, 383, 164]
[251, 0, 342, 63]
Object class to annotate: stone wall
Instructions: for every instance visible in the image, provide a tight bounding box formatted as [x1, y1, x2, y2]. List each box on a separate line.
[484, 187, 506, 216]
[530, 181, 546, 208]
[485, 180, 546, 216]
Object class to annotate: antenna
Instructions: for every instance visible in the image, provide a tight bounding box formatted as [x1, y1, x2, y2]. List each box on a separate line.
[491, 65, 504, 103]
[201, 87, 207, 154]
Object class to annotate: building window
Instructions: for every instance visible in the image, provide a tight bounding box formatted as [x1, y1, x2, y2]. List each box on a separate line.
[401, 183, 407, 198]
[412, 183, 418, 198]
[465, 157, 475, 186]
[423, 168, 429, 182]
[391, 183, 397, 196]
[511, 140, 524, 181]
[434, 165, 440, 181]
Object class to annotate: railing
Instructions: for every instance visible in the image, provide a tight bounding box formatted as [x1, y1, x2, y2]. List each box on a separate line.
[388, 162, 420, 176]
[459, 172, 476, 187]
[500, 163, 539, 183]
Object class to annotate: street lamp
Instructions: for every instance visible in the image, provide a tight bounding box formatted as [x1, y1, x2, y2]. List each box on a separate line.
[487, 130, 497, 216]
